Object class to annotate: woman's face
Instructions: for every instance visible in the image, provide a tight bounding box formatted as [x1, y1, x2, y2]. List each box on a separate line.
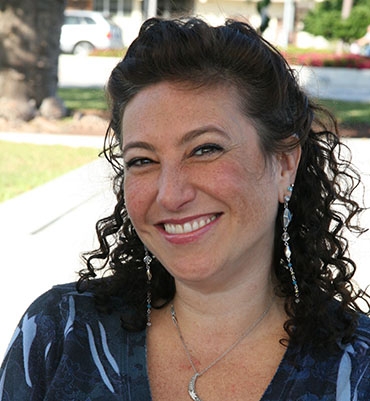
[122, 82, 297, 289]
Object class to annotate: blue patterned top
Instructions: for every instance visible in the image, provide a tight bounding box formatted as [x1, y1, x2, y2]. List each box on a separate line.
[1, 283, 369, 400]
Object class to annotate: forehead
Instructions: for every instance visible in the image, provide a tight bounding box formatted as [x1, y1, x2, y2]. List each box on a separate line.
[125, 81, 242, 112]
[121, 82, 246, 142]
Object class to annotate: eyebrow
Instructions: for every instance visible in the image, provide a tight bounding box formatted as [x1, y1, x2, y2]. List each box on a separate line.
[122, 125, 229, 156]
[179, 125, 229, 146]
[122, 141, 155, 157]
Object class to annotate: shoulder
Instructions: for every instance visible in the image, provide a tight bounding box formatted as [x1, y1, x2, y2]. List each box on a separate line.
[1, 282, 102, 368]
[355, 312, 370, 338]
[336, 313, 370, 399]
[351, 312, 370, 365]
[23, 280, 127, 325]
[0, 282, 149, 400]
[27, 281, 94, 314]
[348, 312, 370, 365]
[270, 313, 370, 400]
[9, 281, 127, 349]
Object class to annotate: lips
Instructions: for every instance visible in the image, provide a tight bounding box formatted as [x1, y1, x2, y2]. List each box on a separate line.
[162, 214, 218, 234]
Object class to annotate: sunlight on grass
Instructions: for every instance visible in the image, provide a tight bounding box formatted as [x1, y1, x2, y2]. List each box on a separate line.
[319, 99, 370, 124]
[346, 109, 369, 118]
[0, 141, 99, 202]
[58, 87, 107, 111]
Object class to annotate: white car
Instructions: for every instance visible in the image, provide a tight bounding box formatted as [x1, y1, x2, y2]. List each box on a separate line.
[60, 10, 123, 55]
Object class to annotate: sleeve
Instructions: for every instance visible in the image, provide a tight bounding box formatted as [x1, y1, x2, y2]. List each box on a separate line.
[0, 283, 149, 401]
[354, 317, 370, 400]
[0, 286, 71, 401]
[336, 314, 370, 401]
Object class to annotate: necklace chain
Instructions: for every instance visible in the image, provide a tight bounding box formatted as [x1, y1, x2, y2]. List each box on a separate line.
[170, 298, 274, 377]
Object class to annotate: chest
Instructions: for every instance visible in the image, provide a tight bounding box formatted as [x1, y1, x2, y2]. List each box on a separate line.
[147, 334, 286, 401]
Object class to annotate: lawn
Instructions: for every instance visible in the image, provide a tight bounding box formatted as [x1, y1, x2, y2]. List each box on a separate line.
[58, 87, 107, 111]
[0, 141, 98, 202]
[319, 99, 370, 125]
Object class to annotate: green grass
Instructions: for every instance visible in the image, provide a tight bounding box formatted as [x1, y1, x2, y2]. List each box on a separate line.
[319, 99, 370, 125]
[58, 87, 108, 111]
[0, 141, 98, 202]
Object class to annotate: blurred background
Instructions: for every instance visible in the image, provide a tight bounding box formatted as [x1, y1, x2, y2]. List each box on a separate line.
[61, 0, 370, 52]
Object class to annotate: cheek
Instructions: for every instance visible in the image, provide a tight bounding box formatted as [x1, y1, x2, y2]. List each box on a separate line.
[123, 177, 152, 223]
[210, 159, 279, 214]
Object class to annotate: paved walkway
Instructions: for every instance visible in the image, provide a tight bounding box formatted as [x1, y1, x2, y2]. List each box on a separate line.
[297, 66, 370, 102]
[0, 133, 369, 361]
[0, 133, 115, 359]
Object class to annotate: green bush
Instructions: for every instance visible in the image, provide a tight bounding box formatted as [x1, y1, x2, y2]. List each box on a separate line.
[304, 0, 370, 43]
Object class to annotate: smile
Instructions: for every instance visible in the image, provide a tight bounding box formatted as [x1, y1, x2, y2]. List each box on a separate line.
[163, 215, 218, 235]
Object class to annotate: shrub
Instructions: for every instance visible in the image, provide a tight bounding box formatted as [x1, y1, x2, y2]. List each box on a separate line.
[283, 52, 370, 69]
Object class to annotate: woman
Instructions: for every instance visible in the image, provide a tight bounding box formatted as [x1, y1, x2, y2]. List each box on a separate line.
[1, 17, 369, 401]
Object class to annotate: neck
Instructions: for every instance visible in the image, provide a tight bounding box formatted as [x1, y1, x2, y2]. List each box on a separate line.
[171, 272, 279, 337]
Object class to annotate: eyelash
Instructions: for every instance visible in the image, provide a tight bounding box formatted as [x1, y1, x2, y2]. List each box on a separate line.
[124, 143, 224, 169]
[124, 157, 154, 169]
[191, 143, 224, 157]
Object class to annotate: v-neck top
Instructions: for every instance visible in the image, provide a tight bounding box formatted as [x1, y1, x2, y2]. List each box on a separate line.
[1, 283, 369, 400]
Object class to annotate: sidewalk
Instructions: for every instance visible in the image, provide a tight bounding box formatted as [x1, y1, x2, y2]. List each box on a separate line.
[0, 133, 369, 361]
[0, 133, 115, 360]
[296, 66, 370, 102]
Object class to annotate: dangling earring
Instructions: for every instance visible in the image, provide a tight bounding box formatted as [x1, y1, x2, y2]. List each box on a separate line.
[144, 247, 153, 326]
[281, 184, 300, 303]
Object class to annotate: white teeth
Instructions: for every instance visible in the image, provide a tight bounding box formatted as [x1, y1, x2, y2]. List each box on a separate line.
[183, 222, 192, 233]
[163, 215, 217, 235]
[199, 219, 206, 228]
[192, 221, 199, 231]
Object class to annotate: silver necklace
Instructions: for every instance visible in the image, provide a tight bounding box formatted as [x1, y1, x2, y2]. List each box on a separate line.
[170, 299, 274, 401]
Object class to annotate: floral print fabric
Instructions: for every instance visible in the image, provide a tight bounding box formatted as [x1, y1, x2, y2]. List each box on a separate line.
[0, 283, 369, 400]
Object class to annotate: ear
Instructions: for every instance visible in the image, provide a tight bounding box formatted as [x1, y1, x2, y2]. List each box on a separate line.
[276, 145, 301, 203]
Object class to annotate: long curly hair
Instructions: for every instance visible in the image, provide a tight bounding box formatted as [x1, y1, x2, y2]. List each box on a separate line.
[78, 17, 369, 350]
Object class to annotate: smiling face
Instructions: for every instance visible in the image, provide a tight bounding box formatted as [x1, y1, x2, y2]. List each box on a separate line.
[122, 82, 296, 290]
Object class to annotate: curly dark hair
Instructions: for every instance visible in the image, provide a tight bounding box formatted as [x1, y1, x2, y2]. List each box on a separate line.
[78, 17, 369, 350]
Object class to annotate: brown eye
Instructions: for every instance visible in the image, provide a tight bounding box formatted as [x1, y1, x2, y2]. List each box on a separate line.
[192, 143, 224, 157]
[125, 157, 154, 169]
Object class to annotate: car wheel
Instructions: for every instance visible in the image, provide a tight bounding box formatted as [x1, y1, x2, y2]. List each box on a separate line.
[73, 41, 94, 56]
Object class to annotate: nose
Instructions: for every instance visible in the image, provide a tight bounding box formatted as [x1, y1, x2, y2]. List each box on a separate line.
[156, 165, 196, 211]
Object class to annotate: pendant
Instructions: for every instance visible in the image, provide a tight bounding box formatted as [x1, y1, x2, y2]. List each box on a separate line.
[188, 373, 203, 401]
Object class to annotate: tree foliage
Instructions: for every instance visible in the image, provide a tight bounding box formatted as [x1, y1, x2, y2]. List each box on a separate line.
[303, 0, 370, 43]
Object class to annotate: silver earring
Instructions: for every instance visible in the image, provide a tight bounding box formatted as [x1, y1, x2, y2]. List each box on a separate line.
[144, 248, 153, 326]
[282, 184, 300, 303]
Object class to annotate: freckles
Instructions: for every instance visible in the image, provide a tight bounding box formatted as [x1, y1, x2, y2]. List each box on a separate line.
[211, 162, 249, 192]
[124, 174, 160, 227]
[124, 181, 146, 215]
[214, 158, 274, 214]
